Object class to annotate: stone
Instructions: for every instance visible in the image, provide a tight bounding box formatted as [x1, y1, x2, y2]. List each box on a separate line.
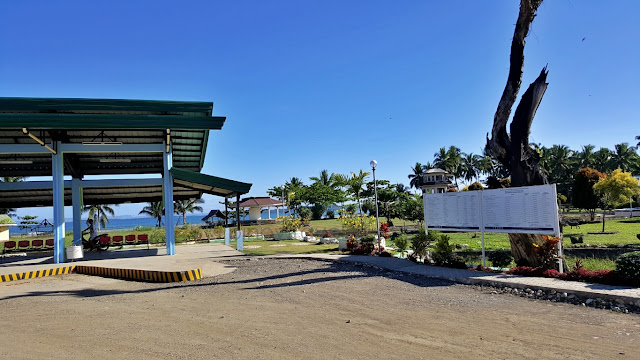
[585, 298, 594, 305]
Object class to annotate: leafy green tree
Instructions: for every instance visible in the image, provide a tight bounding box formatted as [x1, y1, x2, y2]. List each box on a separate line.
[594, 169, 640, 232]
[18, 215, 39, 231]
[174, 198, 204, 226]
[83, 204, 115, 231]
[139, 202, 164, 228]
[572, 168, 604, 221]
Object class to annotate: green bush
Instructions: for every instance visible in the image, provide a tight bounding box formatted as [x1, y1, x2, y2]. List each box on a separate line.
[432, 234, 465, 268]
[410, 228, 434, 261]
[359, 235, 376, 254]
[616, 251, 640, 286]
[149, 228, 165, 244]
[326, 209, 335, 219]
[311, 204, 327, 220]
[487, 251, 513, 268]
[297, 207, 312, 221]
[393, 234, 409, 256]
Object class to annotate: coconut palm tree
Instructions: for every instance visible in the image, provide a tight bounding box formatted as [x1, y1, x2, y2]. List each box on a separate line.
[173, 198, 204, 225]
[592, 147, 613, 173]
[610, 143, 638, 172]
[346, 169, 370, 214]
[573, 144, 596, 170]
[433, 146, 463, 187]
[461, 153, 481, 183]
[408, 162, 431, 190]
[83, 204, 115, 231]
[139, 201, 164, 228]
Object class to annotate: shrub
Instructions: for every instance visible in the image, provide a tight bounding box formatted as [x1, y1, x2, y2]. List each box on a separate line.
[380, 222, 390, 238]
[279, 216, 302, 232]
[326, 209, 335, 219]
[616, 251, 640, 286]
[487, 252, 513, 268]
[393, 234, 409, 257]
[432, 234, 467, 268]
[322, 231, 333, 238]
[149, 228, 165, 244]
[378, 250, 393, 257]
[346, 235, 358, 251]
[345, 204, 357, 215]
[311, 204, 327, 220]
[297, 207, 312, 221]
[533, 236, 561, 269]
[410, 228, 433, 261]
[359, 235, 376, 254]
[507, 266, 623, 286]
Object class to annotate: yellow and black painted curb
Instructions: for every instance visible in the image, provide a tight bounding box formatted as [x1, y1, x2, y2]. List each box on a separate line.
[0, 265, 201, 284]
[74, 266, 202, 283]
[0, 265, 76, 283]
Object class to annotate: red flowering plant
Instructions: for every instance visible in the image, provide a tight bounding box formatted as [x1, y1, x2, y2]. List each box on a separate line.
[379, 222, 390, 238]
[533, 235, 562, 269]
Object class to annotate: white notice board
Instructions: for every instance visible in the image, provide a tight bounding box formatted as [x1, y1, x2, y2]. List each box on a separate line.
[423, 191, 482, 232]
[424, 184, 560, 236]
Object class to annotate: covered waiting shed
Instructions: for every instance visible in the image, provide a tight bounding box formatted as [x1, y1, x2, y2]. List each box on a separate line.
[0, 97, 252, 263]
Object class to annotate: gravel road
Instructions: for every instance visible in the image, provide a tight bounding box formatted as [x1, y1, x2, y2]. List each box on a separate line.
[1, 258, 638, 359]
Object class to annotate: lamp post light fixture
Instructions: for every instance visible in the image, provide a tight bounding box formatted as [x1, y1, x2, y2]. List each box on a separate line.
[370, 160, 381, 254]
[281, 185, 286, 217]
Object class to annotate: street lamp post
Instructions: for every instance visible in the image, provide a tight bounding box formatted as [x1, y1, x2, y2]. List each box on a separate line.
[370, 160, 381, 254]
[281, 185, 286, 217]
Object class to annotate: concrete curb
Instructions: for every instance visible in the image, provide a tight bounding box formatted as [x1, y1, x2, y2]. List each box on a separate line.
[0, 265, 202, 283]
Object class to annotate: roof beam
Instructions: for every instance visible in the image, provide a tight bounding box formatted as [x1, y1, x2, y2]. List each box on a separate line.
[0, 144, 52, 154]
[59, 143, 164, 153]
[0, 177, 163, 190]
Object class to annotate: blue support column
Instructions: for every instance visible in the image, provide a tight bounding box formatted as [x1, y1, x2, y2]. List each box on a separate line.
[52, 141, 66, 263]
[163, 142, 175, 255]
[72, 177, 83, 246]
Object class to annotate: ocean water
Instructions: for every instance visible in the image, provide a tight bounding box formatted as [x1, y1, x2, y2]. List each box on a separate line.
[11, 208, 294, 234]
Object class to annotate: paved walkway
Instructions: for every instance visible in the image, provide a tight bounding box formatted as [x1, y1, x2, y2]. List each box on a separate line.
[275, 254, 640, 307]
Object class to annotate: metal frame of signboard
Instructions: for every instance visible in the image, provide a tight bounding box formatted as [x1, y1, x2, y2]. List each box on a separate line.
[424, 184, 562, 269]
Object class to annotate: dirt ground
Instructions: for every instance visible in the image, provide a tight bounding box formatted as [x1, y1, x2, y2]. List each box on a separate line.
[0, 258, 638, 360]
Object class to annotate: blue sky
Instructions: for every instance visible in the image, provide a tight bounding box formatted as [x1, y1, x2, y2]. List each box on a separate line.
[1, 0, 638, 218]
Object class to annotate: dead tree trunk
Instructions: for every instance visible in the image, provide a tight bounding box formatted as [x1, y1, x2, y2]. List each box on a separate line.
[486, 0, 553, 268]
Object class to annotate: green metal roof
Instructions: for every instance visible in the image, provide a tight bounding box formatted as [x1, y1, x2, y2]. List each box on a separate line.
[0, 168, 252, 208]
[171, 168, 252, 197]
[0, 98, 226, 177]
[0, 214, 17, 225]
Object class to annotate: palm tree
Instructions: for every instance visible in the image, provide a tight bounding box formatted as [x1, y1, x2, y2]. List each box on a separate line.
[573, 144, 596, 170]
[433, 146, 463, 187]
[346, 169, 370, 214]
[139, 202, 164, 228]
[173, 198, 204, 225]
[461, 153, 481, 183]
[610, 143, 638, 172]
[309, 169, 337, 186]
[83, 204, 115, 231]
[593, 147, 613, 173]
[408, 162, 431, 190]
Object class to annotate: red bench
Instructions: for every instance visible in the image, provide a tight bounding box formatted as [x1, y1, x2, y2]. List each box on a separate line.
[31, 239, 44, 250]
[18, 240, 31, 251]
[112, 235, 124, 248]
[44, 239, 54, 249]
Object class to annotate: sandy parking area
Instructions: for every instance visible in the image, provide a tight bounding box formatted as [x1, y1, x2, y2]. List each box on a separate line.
[0, 258, 638, 359]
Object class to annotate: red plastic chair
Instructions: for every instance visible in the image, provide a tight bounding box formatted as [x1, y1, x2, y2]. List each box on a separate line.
[124, 234, 136, 245]
[31, 239, 44, 249]
[3, 241, 17, 254]
[99, 235, 111, 245]
[18, 240, 31, 251]
[137, 234, 148, 244]
[44, 239, 54, 249]
[112, 235, 124, 247]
